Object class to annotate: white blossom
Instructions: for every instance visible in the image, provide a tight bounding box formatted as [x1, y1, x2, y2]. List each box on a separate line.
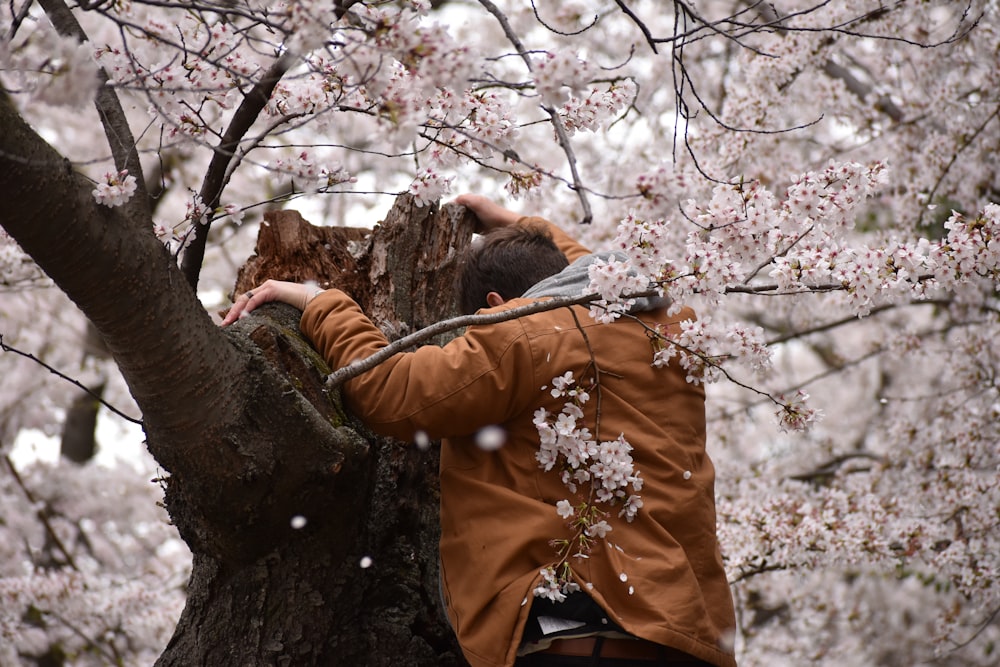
[92, 170, 138, 208]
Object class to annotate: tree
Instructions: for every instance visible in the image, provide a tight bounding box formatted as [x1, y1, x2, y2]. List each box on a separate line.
[2, 1, 998, 665]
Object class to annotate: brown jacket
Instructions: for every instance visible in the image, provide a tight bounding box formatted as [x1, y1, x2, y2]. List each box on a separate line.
[300, 218, 737, 667]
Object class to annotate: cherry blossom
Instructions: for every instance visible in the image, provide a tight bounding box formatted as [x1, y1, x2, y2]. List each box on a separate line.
[2, 1, 999, 664]
[92, 170, 137, 208]
[533, 371, 643, 599]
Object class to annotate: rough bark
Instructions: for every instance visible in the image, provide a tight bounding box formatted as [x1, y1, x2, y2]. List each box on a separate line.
[1, 89, 315, 568]
[160, 197, 476, 666]
[234, 198, 475, 339]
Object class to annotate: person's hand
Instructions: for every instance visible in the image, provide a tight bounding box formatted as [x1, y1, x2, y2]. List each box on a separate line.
[453, 194, 521, 232]
[220, 279, 324, 326]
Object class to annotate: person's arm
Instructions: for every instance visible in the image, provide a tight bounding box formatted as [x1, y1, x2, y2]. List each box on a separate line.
[222, 279, 537, 439]
[219, 279, 324, 326]
[301, 289, 538, 441]
[453, 193, 520, 231]
[455, 194, 591, 261]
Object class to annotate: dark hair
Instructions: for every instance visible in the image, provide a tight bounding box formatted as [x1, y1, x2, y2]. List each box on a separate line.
[456, 223, 569, 315]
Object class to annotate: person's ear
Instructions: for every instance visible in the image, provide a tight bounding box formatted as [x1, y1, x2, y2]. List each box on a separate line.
[486, 291, 506, 308]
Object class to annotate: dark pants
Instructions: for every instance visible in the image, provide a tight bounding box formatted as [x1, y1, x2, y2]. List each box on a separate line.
[514, 653, 666, 667]
[515, 593, 714, 666]
[515, 655, 712, 667]
[516, 656, 679, 667]
[514, 639, 714, 667]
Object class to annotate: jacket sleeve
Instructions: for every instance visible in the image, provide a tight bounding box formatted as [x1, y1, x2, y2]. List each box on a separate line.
[516, 215, 592, 263]
[300, 289, 541, 442]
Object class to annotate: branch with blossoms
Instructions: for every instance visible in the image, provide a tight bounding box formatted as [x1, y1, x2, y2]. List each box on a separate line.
[414, 124, 592, 205]
[709, 313, 996, 425]
[476, 0, 593, 221]
[413, 72, 635, 202]
[533, 368, 644, 601]
[92, 169, 138, 208]
[609, 1, 980, 181]
[81, 0, 643, 259]
[623, 312, 824, 433]
[532, 309, 644, 600]
[321, 176, 1000, 431]
[532, 369, 602, 602]
[181, 54, 296, 288]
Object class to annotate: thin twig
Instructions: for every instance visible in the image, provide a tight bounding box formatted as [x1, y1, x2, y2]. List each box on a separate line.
[324, 292, 606, 388]
[0, 335, 143, 425]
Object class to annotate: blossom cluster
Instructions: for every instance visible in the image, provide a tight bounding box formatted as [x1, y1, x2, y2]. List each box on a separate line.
[533, 563, 580, 603]
[585, 254, 650, 323]
[651, 317, 772, 385]
[773, 390, 823, 433]
[635, 164, 696, 212]
[267, 72, 349, 120]
[339, 3, 470, 90]
[408, 166, 454, 206]
[284, 0, 342, 53]
[425, 89, 519, 165]
[92, 169, 137, 208]
[559, 79, 637, 136]
[269, 151, 354, 192]
[533, 50, 595, 107]
[0, 457, 189, 666]
[152, 194, 246, 254]
[531, 371, 643, 599]
[581, 161, 896, 428]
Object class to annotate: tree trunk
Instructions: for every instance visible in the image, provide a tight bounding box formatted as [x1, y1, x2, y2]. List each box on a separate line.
[158, 197, 476, 666]
[60, 323, 111, 464]
[1, 85, 476, 665]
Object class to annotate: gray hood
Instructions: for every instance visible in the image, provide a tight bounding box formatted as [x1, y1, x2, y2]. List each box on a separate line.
[521, 251, 670, 312]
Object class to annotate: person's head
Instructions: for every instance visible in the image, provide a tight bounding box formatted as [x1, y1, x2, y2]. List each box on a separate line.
[456, 223, 569, 315]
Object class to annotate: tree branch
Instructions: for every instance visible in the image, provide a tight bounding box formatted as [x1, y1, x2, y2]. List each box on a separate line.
[324, 292, 605, 388]
[180, 53, 294, 289]
[0, 88, 248, 452]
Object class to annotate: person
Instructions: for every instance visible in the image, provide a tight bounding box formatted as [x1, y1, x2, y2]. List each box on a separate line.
[221, 195, 738, 667]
